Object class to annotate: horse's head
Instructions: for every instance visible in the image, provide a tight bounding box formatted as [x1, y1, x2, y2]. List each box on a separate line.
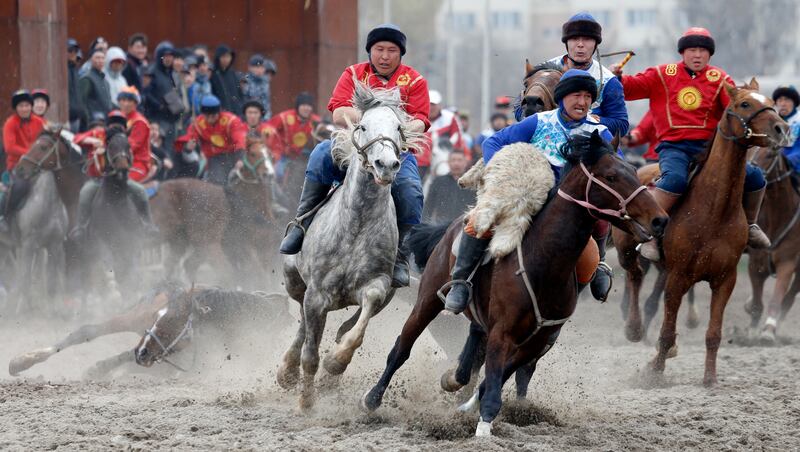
[105, 127, 132, 177]
[239, 134, 274, 183]
[518, 60, 563, 118]
[558, 130, 669, 241]
[721, 78, 789, 148]
[14, 126, 74, 179]
[134, 290, 196, 367]
[333, 83, 422, 186]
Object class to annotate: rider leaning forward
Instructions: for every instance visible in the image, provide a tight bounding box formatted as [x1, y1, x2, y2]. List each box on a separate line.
[443, 69, 614, 314]
[70, 88, 157, 241]
[610, 27, 770, 261]
[773, 85, 800, 187]
[264, 92, 321, 180]
[0, 90, 46, 232]
[279, 24, 430, 289]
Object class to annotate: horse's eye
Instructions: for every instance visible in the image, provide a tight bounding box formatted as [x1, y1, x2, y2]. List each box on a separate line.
[741, 101, 750, 109]
[605, 174, 617, 182]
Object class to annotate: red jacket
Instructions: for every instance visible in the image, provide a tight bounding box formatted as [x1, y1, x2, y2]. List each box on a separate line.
[74, 127, 107, 178]
[629, 111, 658, 161]
[328, 62, 431, 131]
[176, 112, 247, 158]
[265, 109, 321, 160]
[418, 109, 470, 167]
[3, 114, 45, 170]
[621, 62, 734, 143]
[125, 110, 151, 182]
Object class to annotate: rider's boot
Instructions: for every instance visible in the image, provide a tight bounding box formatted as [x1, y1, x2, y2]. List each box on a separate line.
[638, 190, 680, 262]
[590, 235, 613, 302]
[391, 224, 413, 288]
[68, 180, 100, 242]
[128, 180, 159, 237]
[279, 179, 331, 255]
[743, 187, 771, 249]
[443, 233, 490, 314]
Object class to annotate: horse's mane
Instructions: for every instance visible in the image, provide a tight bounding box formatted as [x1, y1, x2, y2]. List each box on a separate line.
[331, 81, 426, 168]
[525, 61, 563, 79]
[557, 132, 616, 184]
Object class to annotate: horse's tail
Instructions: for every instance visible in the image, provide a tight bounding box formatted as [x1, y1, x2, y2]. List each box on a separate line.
[407, 222, 450, 271]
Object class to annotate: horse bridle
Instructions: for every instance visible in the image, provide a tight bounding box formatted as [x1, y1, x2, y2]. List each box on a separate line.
[19, 132, 66, 174]
[749, 147, 793, 185]
[557, 161, 648, 221]
[519, 70, 560, 115]
[233, 149, 269, 184]
[142, 298, 209, 372]
[350, 124, 405, 168]
[718, 105, 777, 143]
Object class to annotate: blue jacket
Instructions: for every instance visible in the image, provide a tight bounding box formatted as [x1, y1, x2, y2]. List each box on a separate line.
[782, 109, 800, 171]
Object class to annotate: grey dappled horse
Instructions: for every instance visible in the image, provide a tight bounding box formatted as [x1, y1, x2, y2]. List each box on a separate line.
[4, 171, 68, 314]
[278, 83, 424, 410]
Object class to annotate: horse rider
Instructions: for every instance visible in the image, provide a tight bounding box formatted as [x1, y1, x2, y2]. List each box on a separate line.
[116, 86, 155, 183]
[610, 27, 770, 261]
[243, 99, 272, 140]
[69, 110, 157, 241]
[0, 90, 46, 233]
[175, 94, 248, 185]
[278, 23, 430, 289]
[772, 85, 800, 187]
[443, 69, 614, 314]
[31, 89, 51, 120]
[265, 92, 322, 182]
[538, 12, 629, 297]
[622, 110, 659, 164]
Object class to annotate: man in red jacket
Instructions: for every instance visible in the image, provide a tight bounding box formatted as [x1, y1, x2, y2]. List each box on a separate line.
[623, 110, 658, 163]
[611, 27, 770, 260]
[117, 86, 153, 182]
[0, 90, 46, 232]
[176, 94, 247, 185]
[266, 92, 321, 185]
[279, 24, 430, 288]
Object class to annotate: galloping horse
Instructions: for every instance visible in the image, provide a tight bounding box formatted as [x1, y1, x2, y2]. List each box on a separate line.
[362, 131, 668, 436]
[745, 146, 800, 341]
[277, 82, 424, 410]
[617, 80, 788, 385]
[517, 59, 562, 116]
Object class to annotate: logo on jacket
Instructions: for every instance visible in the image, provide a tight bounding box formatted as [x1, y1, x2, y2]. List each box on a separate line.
[292, 132, 308, 147]
[676, 86, 702, 111]
[396, 74, 411, 86]
[665, 64, 678, 76]
[210, 134, 225, 147]
[286, 114, 296, 126]
[706, 69, 721, 82]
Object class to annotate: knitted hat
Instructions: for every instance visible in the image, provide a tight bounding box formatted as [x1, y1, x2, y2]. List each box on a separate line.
[366, 23, 407, 56]
[11, 89, 33, 109]
[200, 94, 222, 114]
[773, 85, 800, 107]
[295, 92, 315, 109]
[678, 27, 715, 55]
[554, 69, 597, 104]
[117, 86, 141, 104]
[106, 109, 128, 128]
[32, 89, 50, 106]
[562, 13, 602, 45]
[242, 99, 265, 116]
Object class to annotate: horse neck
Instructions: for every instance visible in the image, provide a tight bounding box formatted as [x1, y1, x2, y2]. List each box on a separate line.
[523, 188, 596, 280]
[763, 156, 800, 231]
[690, 133, 747, 215]
[52, 157, 86, 225]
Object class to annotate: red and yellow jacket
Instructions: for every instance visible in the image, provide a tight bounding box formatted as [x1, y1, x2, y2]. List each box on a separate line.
[265, 109, 321, 160]
[629, 110, 658, 161]
[328, 62, 431, 131]
[621, 62, 734, 143]
[73, 126, 106, 178]
[176, 111, 248, 158]
[125, 110, 151, 182]
[2, 114, 45, 170]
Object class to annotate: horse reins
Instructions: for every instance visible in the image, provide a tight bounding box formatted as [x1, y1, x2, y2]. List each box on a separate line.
[718, 105, 777, 144]
[749, 147, 800, 250]
[350, 124, 405, 169]
[557, 161, 648, 221]
[19, 133, 65, 174]
[142, 298, 209, 372]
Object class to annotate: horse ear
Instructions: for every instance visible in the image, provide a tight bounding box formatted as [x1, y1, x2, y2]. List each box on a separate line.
[525, 58, 533, 76]
[590, 129, 602, 145]
[748, 77, 760, 92]
[723, 81, 737, 101]
[610, 132, 620, 150]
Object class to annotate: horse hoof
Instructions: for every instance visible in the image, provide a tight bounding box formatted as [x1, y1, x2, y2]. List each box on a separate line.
[666, 343, 679, 359]
[299, 392, 316, 412]
[440, 368, 464, 393]
[685, 311, 700, 329]
[360, 388, 382, 413]
[743, 298, 753, 315]
[276, 364, 299, 390]
[457, 391, 480, 413]
[703, 375, 717, 387]
[8, 357, 33, 376]
[475, 419, 493, 437]
[760, 328, 777, 344]
[625, 323, 644, 343]
[322, 354, 348, 376]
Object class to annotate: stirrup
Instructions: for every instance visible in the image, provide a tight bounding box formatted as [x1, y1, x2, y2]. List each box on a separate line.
[283, 218, 307, 236]
[436, 279, 473, 304]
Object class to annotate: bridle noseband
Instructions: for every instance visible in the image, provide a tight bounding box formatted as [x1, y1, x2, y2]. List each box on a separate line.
[19, 133, 65, 175]
[351, 124, 405, 168]
[141, 298, 209, 372]
[557, 161, 647, 221]
[233, 149, 269, 184]
[718, 105, 776, 143]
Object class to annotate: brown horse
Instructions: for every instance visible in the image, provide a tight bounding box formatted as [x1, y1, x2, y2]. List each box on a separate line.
[616, 80, 788, 386]
[517, 59, 562, 117]
[361, 131, 668, 436]
[745, 146, 800, 341]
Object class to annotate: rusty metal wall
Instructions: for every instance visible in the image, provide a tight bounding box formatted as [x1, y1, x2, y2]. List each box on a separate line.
[65, 0, 359, 117]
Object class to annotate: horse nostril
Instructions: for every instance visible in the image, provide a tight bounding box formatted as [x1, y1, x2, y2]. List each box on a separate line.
[651, 216, 669, 237]
[374, 159, 385, 170]
[390, 160, 400, 171]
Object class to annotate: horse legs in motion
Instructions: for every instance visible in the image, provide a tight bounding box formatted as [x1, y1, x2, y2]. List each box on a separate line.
[780, 263, 800, 320]
[745, 249, 771, 332]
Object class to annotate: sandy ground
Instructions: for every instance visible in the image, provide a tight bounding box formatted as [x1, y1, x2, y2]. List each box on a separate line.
[2, 251, 800, 451]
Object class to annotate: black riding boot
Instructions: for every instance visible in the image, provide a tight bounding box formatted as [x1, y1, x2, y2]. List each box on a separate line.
[128, 180, 159, 237]
[391, 224, 413, 288]
[443, 234, 490, 314]
[68, 180, 100, 242]
[279, 179, 331, 255]
[590, 236, 613, 302]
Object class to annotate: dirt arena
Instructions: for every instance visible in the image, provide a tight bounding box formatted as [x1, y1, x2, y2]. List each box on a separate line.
[2, 252, 799, 451]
